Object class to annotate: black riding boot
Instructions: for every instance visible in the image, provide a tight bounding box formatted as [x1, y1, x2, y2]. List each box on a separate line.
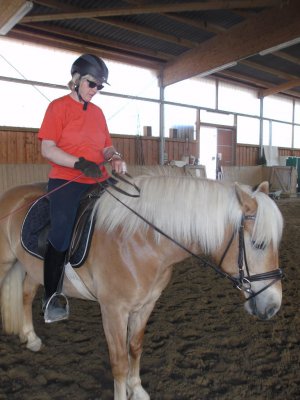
[43, 242, 69, 323]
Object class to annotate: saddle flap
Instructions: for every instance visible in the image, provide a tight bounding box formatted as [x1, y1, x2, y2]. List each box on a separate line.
[67, 187, 101, 263]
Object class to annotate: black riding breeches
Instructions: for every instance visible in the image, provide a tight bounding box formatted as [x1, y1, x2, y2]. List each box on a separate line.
[47, 178, 94, 252]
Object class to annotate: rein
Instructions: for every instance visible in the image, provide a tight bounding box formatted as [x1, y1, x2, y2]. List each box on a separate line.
[103, 178, 283, 303]
[109, 171, 141, 197]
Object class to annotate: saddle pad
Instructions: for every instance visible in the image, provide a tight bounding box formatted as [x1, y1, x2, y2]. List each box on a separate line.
[21, 196, 95, 268]
[21, 196, 49, 260]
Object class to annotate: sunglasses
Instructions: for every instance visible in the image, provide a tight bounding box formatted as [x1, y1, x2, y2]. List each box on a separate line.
[86, 79, 104, 91]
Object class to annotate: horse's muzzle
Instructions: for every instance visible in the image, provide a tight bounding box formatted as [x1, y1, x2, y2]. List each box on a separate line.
[244, 285, 282, 320]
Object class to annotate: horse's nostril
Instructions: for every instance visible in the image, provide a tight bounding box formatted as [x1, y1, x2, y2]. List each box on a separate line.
[256, 304, 279, 320]
[266, 304, 278, 319]
[246, 298, 279, 320]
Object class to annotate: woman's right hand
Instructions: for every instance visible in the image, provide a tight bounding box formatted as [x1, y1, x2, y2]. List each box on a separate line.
[74, 157, 102, 178]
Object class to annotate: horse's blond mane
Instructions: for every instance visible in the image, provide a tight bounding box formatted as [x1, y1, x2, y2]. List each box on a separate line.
[94, 176, 283, 253]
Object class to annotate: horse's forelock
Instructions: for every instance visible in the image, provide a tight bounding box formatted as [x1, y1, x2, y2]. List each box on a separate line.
[251, 190, 283, 248]
[94, 176, 242, 253]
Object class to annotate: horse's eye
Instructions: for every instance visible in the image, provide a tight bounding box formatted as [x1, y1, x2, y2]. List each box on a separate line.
[251, 240, 266, 250]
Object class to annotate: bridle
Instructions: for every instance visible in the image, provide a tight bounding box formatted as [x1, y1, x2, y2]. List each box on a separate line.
[103, 176, 284, 303]
[217, 214, 283, 302]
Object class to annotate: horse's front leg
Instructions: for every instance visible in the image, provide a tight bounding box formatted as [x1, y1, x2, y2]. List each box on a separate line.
[126, 302, 157, 400]
[20, 273, 42, 352]
[100, 305, 130, 400]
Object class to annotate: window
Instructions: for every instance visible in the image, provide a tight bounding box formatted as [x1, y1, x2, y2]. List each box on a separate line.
[0, 37, 160, 130]
[263, 120, 292, 148]
[295, 100, 300, 124]
[293, 125, 300, 148]
[218, 81, 260, 116]
[0, 81, 68, 128]
[96, 96, 159, 136]
[263, 95, 293, 122]
[237, 116, 260, 145]
[0, 36, 299, 145]
[106, 60, 159, 99]
[0, 38, 74, 85]
[165, 77, 216, 108]
[272, 122, 292, 147]
[263, 120, 271, 146]
[200, 110, 234, 126]
[164, 105, 196, 139]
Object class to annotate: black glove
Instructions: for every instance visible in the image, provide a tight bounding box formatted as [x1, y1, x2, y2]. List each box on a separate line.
[74, 157, 102, 178]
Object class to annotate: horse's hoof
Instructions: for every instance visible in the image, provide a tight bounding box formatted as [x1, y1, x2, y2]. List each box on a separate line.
[26, 337, 42, 352]
[129, 386, 150, 400]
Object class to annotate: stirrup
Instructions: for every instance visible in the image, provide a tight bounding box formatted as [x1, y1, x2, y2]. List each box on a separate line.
[43, 292, 69, 324]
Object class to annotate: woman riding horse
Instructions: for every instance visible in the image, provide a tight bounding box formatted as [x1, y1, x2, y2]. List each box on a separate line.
[38, 53, 127, 323]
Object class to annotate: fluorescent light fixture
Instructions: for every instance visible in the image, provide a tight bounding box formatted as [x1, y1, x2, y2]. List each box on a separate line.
[259, 37, 300, 55]
[198, 61, 237, 78]
[0, 1, 33, 35]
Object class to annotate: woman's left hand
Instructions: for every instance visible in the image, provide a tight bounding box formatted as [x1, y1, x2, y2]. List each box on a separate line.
[111, 158, 127, 174]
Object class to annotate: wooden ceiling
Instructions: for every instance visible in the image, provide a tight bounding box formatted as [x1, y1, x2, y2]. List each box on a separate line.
[1, 0, 300, 98]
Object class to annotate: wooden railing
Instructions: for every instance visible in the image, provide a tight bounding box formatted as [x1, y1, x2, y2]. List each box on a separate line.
[236, 144, 260, 166]
[0, 127, 198, 165]
[0, 127, 299, 166]
[236, 144, 300, 166]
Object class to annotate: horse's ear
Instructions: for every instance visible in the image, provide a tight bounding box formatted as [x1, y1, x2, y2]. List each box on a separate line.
[235, 183, 257, 214]
[255, 181, 269, 195]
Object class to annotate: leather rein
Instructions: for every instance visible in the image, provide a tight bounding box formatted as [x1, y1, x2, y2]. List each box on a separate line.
[103, 173, 283, 303]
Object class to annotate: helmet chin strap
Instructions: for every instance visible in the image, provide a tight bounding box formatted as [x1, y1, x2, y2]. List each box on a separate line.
[75, 85, 88, 111]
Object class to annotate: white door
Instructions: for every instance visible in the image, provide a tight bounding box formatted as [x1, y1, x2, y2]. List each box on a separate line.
[199, 127, 217, 179]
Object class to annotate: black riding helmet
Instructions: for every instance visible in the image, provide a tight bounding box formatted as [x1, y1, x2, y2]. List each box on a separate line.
[71, 54, 109, 85]
[71, 54, 109, 110]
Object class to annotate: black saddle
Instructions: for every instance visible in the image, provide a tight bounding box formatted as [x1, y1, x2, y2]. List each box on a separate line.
[21, 184, 104, 268]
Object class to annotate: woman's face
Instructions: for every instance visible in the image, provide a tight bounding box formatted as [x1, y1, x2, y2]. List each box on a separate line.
[78, 77, 101, 102]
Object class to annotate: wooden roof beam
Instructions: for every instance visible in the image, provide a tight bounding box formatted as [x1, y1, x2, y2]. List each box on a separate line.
[163, 13, 226, 34]
[26, 1, 197, 53]
[96, 18, 198, 49]
[162, 0, 300, 86]
[218, 70, 300, 99]
[18, 23, 172, 62]
[240, 59, 299, 80]
[0, 0, 33, 34]
[273, 51, 300, 66]
[124, 0, 226, 34]
[259, 79, 300, 98]
[22, 1, 282, 23]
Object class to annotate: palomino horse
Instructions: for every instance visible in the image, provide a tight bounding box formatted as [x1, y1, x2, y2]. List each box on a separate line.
[0, 175, 283, 400]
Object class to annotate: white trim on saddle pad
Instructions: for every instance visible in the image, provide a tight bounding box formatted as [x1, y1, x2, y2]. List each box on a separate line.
[64, 262, 97, 301]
